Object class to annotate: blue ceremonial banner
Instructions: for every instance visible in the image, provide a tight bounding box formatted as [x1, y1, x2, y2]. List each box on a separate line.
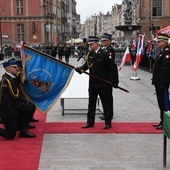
[21, 46, 74, 113]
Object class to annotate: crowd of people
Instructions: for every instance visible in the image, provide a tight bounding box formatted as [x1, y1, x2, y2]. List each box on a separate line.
[30, 43, 88, 62]
[2, 43, 88, 64]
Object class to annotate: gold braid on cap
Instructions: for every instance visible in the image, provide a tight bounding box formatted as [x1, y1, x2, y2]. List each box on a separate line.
[86, 51, 93, 68]
[6, 79, 19, 99]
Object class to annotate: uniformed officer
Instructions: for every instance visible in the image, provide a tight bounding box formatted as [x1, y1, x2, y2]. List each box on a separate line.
[101, 33, 115, 60]
[0, 59, 36, 139]
[152, 33, 170, 130]
[100, 33, 116, 120]
[75, 36, 119, 129]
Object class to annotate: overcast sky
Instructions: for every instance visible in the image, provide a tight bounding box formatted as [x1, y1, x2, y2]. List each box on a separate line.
[76, 0, 123, 23]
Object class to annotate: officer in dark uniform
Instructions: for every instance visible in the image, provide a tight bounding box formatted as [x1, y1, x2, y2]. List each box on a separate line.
[0, 60, 36, 139]
[101, 33, 115, 60]
[75, 36, 119, 129]
[99, 33, 116, 120]
[152, 33, 170, 130]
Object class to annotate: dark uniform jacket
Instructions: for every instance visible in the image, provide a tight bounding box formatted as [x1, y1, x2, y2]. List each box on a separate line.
[58, 46, 63, 55]
[63, 46, 70, 56]
[0, 73, 21, 118]
[105, 44, 115, 61]
[79, 48, 119, 88]
[152, 45, 170, 86]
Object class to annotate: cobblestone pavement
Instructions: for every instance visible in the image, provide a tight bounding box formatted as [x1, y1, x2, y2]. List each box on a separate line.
[0, 57, 169, 170]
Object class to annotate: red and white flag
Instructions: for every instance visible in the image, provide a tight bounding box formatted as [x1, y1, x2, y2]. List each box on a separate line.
[131, 38, 137, 51]
[146, 34, 154, 57]
[157, 25, 170, 37]
[133, 34, 145, 70]
[119, 46, 131, 71]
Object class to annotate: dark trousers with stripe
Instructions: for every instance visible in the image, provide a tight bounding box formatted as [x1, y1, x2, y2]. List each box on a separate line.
[155, 85, 170, 124]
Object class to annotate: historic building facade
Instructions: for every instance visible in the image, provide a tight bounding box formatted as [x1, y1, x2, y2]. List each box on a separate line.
[1, 0, 78, 46]
[81, 0, 170, 42]
[1, 0, 170, 46]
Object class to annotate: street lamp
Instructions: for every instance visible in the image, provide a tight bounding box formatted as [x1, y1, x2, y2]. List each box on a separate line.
[0, 2, 6, 59]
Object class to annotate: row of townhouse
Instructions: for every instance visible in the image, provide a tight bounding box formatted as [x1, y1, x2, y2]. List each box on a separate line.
[1, 0, 170, 48]
[79, 0, 170, 43]
[1, 0, 80, 46]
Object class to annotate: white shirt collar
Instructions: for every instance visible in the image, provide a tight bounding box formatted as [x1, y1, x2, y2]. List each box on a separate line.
[6, 72, 16, 78]
[95, 47, 100, 53]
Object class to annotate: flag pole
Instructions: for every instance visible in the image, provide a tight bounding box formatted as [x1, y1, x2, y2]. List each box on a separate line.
[130, 45, 140, 80]
[82, 71, 129, 93]
[24, 46, 129, 93]
[130, 69, 140, 80]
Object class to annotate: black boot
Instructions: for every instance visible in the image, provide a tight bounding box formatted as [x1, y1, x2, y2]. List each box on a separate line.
[31, 117, 39, 122]
[0, 118, 3, 124]
[19, 130, 36, 138]
[153, 121, 162, 127]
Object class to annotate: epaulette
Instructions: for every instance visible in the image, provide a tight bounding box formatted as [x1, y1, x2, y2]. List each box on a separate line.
[0, 78, 7, 104]
[0, 76, 19, 99]
[1, 77, 9, 88]
[108, 44, 114, 49]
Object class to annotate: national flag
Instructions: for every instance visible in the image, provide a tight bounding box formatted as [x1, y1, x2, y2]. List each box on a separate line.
[131, 38, 137, 52]
[156, 25, 170, 37]
[119, 46, 131, 71]
[20, 46, 74, 113]
[133, 34, 145, 70]
[146, 34, 154, 57]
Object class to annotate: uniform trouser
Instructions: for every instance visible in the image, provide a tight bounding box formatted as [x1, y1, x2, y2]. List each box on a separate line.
[0, 102, 35, 140]
[58, 54, 63, 60]
[87, 86, 113, 125]
[155, 85, 170, 123]
[16, 101, 35, 130]
[101, 95, 113, 119]
[164, 85, 170, 111]
[65, 55, 69, 63]
[0, 118, 17, 140]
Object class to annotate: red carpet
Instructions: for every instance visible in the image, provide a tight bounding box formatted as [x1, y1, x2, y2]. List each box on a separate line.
[45, 122, 163, 134]
[0, 110, 46, 170]
[0, 115, 162, 170]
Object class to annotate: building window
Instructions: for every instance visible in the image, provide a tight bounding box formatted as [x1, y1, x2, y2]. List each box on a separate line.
[152, 0, 162, 17]
[152, 26, 161, 34]
[16, 0, 23, 14]
[17, 24, 24, 42]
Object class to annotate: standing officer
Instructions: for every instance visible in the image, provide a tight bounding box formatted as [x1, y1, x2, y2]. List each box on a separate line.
[152, 33, 170, 130]
[75, 36, 119, 129]
[0, 59, 36, 139]
[101, 33, 115, 60]
[100, 33, 116, 120]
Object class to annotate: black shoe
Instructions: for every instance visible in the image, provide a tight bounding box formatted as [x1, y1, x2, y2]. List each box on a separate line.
[99, 115, 105, 120]
[156, 125, 163, 130]
[28, 124, 35, 129]
[19, 130, 36, 138]
[81, 124, 94, 128]
[31, 117, 39, 122]
[0, 118, 3, 124]
[103, 124, 112, 129]
[153, 122, 162, 127]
